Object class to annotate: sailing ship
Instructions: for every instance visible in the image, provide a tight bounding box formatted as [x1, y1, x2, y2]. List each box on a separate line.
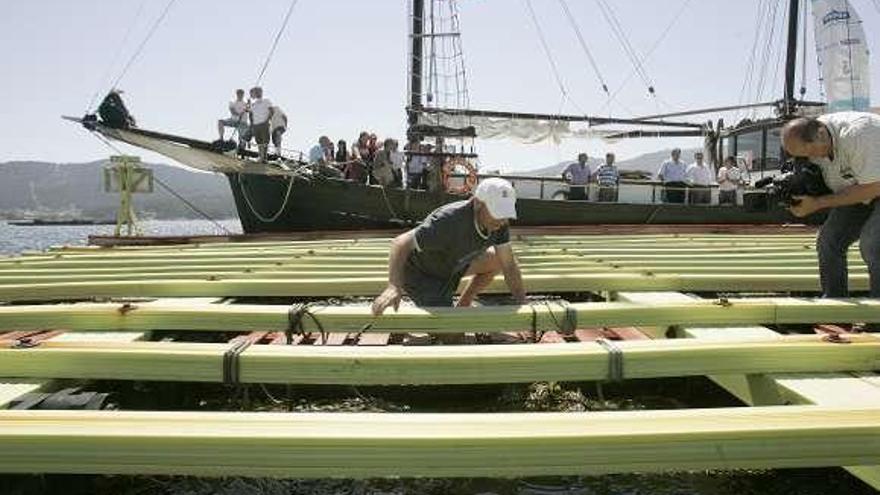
[68, 0, 871, 233]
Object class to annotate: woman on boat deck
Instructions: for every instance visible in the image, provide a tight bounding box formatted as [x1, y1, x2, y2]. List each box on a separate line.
[354, 132, 375, 163]
[269, 106, 287, 157]
[371, 178, 527, 316]
[371, 138, 398, 187]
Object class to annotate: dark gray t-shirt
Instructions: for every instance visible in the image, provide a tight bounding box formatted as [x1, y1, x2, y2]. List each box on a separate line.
[403, 200, 510, 306]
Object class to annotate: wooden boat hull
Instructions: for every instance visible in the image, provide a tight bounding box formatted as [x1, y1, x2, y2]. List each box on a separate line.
[226, 172, 809, 233]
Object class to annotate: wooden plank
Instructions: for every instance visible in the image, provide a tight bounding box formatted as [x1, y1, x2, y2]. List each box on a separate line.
[4, 298, 880, 336]
[0, 381, 44, 409]
[320, 333, 349, 346]
[1, 334, 878, 385]
[0, 332, 147, 409]
[574, 328, 605, 342]
[616, 291, 880, 491]
[0, 405, 877, 478]
[356, 333, 390, 346]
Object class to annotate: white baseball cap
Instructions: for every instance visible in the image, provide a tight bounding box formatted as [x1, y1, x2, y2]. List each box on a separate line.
[474, 178, 517, 220]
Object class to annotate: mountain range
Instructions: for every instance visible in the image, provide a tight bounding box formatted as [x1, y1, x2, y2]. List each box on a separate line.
[0, 160, 236, 220]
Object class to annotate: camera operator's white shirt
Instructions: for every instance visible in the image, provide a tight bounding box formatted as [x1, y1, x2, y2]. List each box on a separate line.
[814, 112, 880, 192]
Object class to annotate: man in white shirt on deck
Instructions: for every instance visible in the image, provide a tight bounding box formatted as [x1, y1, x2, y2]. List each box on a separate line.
[269, 106, 288, 158]
[657, 148, 688, 203]
[217, 89, 248, 142]
[248, 86, 274, 163]
[685, 151, 713, 204]
[716, 156, 742, 205]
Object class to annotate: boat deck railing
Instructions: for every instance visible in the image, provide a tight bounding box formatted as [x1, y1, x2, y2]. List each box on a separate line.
[446, 173, 766, 206]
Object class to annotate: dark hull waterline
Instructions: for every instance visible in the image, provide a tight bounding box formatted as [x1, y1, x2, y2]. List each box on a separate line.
[226, 173, 811, 234]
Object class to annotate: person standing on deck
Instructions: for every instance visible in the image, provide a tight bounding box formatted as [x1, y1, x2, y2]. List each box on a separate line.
[371, 178, 527, 315]
[406, 142, 430, 190]
[371, 138, 397, 187]
[782, 113, 880, 299]
[657, 148, 687, 203]
[217, 89, 248, 142]
[716, 156, 742, 205]
[562, 153, 591, 200]
[390, 139, 405, 187]
[269, 106, 288, 158]
[247, 87, 274, 163]
[685, 151, 713, 204]
[595, 152, 620, 202]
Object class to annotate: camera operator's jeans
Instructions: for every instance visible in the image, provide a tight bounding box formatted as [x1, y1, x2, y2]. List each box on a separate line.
[817, 199, 880, 297]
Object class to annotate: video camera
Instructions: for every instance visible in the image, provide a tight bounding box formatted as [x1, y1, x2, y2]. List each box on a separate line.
[752, 157, 831, 207]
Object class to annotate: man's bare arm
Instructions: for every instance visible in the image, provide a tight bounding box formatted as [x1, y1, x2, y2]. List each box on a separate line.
[371, 230, 417, 315]
[495, 243, 527, 304]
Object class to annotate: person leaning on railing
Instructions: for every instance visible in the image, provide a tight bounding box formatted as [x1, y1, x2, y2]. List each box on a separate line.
[657, 148, 688, 203]
[716, 156, 742, 205]
[561, 153, 591, 201]
[685, 151, 713, 205]
[594, 152, 620, 202]
[782, 112, 880, 300]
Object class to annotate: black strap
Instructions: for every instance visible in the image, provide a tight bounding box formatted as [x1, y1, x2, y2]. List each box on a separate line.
[532, 300, 577, 336]
[528, 303, 541, 343]
[596, 338, 624, 382]
[223, 339, 255, 386]
[560, 302, 577, 335]
[287, 302, 328, 345]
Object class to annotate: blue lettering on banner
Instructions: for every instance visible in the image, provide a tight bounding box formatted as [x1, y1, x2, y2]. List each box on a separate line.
[823, 9, 851, 25]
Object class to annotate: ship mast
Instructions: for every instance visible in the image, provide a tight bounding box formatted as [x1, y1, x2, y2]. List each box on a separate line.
[408, 0, 425, 130]
[782, 0, 801, 116]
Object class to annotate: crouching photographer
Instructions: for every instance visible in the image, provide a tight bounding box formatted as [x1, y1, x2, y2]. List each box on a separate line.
[781, 113, 880, 298]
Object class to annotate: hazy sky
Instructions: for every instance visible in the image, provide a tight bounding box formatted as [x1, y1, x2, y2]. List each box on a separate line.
[4, 0, 880, 172]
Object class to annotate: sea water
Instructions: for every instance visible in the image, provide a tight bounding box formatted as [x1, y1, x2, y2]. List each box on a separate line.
[0, 219, 242, 255]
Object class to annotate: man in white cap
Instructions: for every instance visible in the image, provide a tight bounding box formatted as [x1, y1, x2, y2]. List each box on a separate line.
[372, 177, 526, 315]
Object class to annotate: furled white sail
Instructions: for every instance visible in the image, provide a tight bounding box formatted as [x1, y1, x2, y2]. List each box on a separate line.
[811, 0, 871, 111]
[98, 127, 290, 176]
[415, 112, 615, 144]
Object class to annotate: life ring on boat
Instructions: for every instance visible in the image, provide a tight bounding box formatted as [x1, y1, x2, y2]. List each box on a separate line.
[441, 157, 478, 194]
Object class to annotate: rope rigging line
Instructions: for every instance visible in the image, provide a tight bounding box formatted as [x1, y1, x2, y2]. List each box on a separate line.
[152, 175, 233, 235]
[85, 0, 148, 113]
[557, 0, 609, 96]
[768, 3, 789, 106]
[87, 130, 233, 235]
[737, 0, 770, 108]
[752, 0, 783, 109]
[107, 0, 179, 96]
[447, 0, 471, 110]
[254, 0, 301, 85]
[523, 0, 574, 106]
[594, 0, 654, 95]
[599, 0, 692, 114]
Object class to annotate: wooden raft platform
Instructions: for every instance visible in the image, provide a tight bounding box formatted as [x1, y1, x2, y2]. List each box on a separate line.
[1, 231, 880, 486]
